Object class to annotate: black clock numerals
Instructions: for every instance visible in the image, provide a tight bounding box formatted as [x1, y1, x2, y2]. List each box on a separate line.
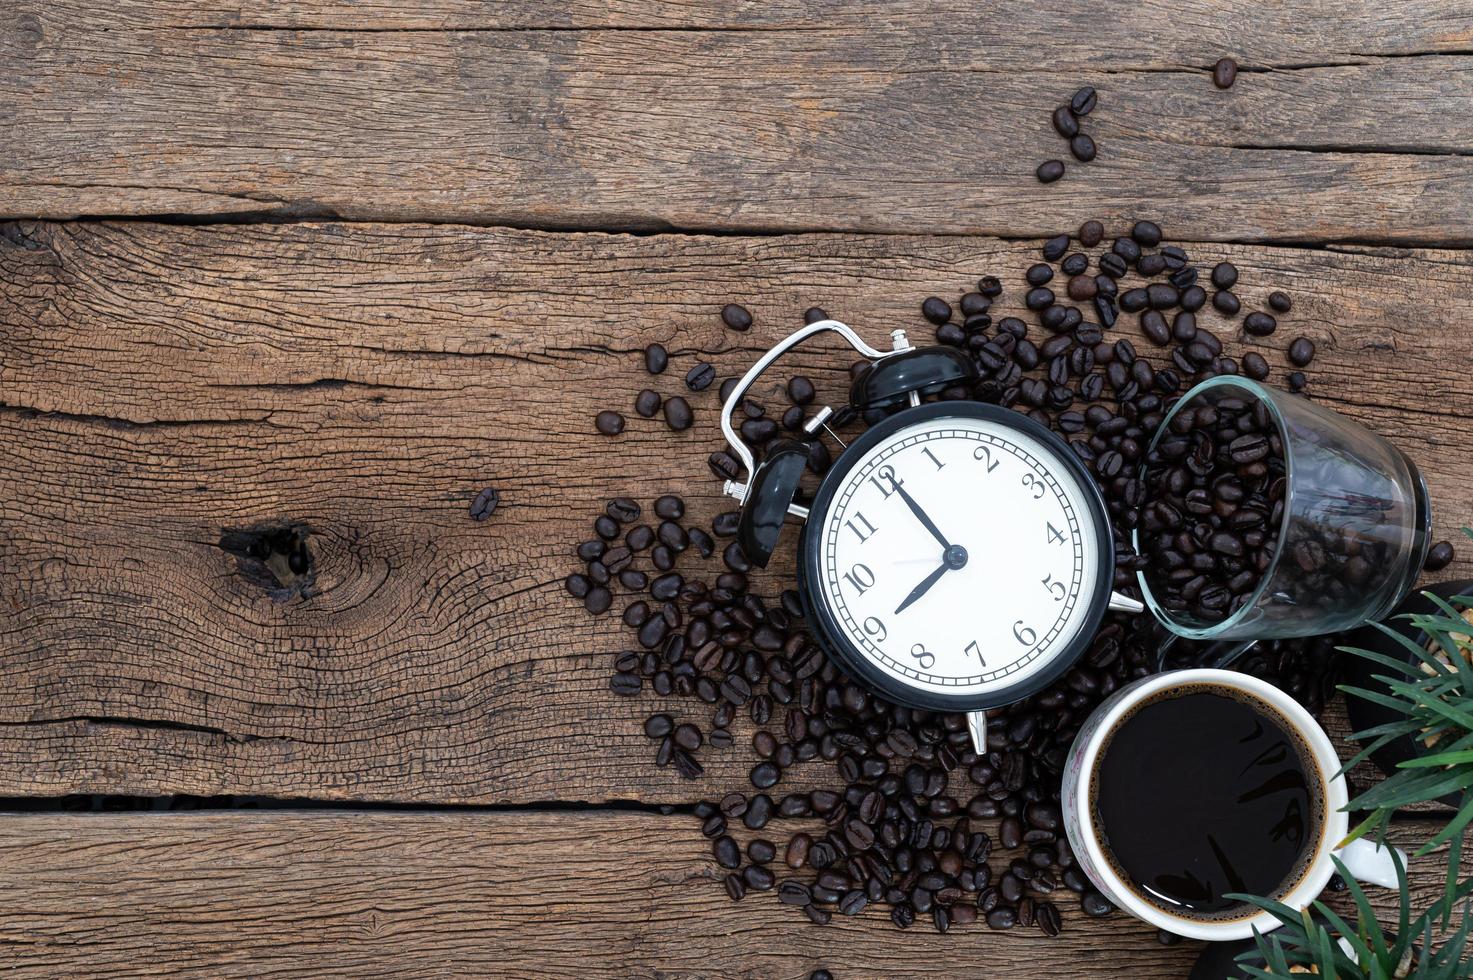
[844, 563, 875, 595]
[1013, 621, 1037, 645]
[862, 616, 888, 642]
[1041, 573, 1066, 601]
[972, 444, 1000, 473]
[1020, 472, 1046, 500]
[921, 446, 945, 471]
[868, 465, 903, 499]
[845, 511, 877, 544]
[1047, 521, 1066, 545]
[909, 643, 935, 669]
[964, 640, 985, 667]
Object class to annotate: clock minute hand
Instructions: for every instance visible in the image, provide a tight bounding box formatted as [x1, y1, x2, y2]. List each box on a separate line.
[895, 560, 950, 615]
[891, 482, 951, 550]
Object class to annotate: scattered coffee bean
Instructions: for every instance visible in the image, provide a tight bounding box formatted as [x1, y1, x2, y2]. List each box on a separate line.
[1069, 134, 1096, 162]
[664, 397, 694, 431]
[922, 297, 953, 325]
[1079, 220, 1104, 247]
[635, 389, 662, 418]
[686, 362, 716, 391]
[1243, 312, 1277, 336]
[1213, 57, 1239, 89]
[721, 303, 752, 331]
[1288, 337, 1315, 367]
[1425, 540, 1455, 571]
[1052, 106, 1079, 139]
[1036, 160, 1065, 184]
[469, 487, 499, 521]
[1213, 290, 1241, 316]
[595, 411, 625, 435]
[644, 343, 668, 374]
[1070, 86, 1098, 115]
[1268, 291, 1293, 313]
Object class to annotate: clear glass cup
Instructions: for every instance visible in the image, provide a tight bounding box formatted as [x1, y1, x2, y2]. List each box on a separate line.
[1134, 377, 1431, 642]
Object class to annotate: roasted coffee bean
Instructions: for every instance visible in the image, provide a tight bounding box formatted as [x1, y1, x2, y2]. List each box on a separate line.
[1146, 283, 1178, 310]
[1180, 285, 1206, 311]
[595, 411, 626, 435]
[922, 297, 953, 325]
[725, 873, 746, 901]
[1137, 253, 1166, 278]
[722, 303, 753, 331]
[1288, 337, 1316, 366]
[788, 376, 816, 405]
[987, 907, 1017, 930]
[1212, 290, 1241, 316]
[743, 865, 775, 890]
[1213, 57, 1238, 89]
[1069, 134, 1097, 162]
[1098, 253, 1127, 279]
[1051, 105, 1079, 138]
[609, 671, 640, 695]
[1112, 237, 1142, 265]
[685, 362, 716, 391]
[644, 343, 669, 374]
[1070, 86, 1098, 115]
[1132, 221, 1162, 247]
[469, 487, 499, 521]
[1140, 311, 1170, 346]
[1243, 311, 1277, 336]
[714, 835, 741, 868]
[1242, 351, 1270, 380]
[1081, 891, 1115, 917]
[1078, 220, 1104, 247]
[1268, 290, 1293, 313]
[634, 389, 662, 418]
[1036, 160, 1065, 184]
[1036, 901, 1062, 937]
[664, 396, 694, 431]
[1425, 540, 1456, 571]
[1025, 287, 1056, 310]
[1211, 262, 1238, 289]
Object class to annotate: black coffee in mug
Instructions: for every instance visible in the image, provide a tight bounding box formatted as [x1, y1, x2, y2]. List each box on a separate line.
[1090, 683, 1325, 919]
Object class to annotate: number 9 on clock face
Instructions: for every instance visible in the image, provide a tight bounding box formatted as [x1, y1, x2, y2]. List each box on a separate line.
[798, 402, 1113, 712]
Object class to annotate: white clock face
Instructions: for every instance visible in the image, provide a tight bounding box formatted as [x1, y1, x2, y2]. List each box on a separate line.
[816, 413, 1102, 699]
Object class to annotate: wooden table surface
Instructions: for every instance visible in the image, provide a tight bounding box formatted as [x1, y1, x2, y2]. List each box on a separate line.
[4, 2, 1473, 976]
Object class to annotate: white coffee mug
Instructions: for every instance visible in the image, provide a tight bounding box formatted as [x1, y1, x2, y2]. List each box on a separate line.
[1061, 668, 1403, 941]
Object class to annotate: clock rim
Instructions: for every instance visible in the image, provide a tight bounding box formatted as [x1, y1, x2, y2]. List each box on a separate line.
[797, 400, 1115, 712]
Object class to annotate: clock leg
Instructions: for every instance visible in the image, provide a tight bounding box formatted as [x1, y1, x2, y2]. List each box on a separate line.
[966, 709, 988, 755]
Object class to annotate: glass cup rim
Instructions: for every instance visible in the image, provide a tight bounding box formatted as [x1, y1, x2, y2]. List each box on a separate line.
[1072, 668, 1346, 938]
[1132, 376, 1295, 640]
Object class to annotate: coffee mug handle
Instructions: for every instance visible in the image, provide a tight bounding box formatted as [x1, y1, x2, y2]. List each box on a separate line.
[1333, 838, 1404, 889]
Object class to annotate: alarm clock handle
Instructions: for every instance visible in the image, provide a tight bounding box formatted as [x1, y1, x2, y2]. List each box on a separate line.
[719, 320, 891, 489]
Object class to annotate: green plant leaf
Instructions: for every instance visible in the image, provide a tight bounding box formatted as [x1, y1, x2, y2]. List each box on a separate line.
[1397, 749, 1473, 767]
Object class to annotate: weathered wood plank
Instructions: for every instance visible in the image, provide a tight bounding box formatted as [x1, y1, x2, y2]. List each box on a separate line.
[23, 0, 1473, 55]
[1, 221, 1470, 802]
[3, 6, 1473, 238]
[0, 811, 1462, 977]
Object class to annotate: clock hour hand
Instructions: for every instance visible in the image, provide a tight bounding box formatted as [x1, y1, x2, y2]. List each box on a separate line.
[895, 560, 950, 615]
[890, 482, 951, 551]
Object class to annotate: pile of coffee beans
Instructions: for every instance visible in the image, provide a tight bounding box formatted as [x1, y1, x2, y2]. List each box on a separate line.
[1137, 393, 1287, 624]
[566, 218, 1425, 939]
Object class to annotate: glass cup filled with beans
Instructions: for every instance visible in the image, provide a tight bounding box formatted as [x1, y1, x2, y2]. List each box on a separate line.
[1133, 377, 1431, 642]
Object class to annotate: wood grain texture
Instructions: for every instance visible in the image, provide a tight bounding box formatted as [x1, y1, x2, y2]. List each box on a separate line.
[3, 3, 1473, 238]
[0, 810, 1463, 978]
[33, 0, 1473, 41]
[2, 221, 1471, 803]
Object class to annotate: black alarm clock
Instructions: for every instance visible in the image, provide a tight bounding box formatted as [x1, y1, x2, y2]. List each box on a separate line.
[717, 320, 1143, 751]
